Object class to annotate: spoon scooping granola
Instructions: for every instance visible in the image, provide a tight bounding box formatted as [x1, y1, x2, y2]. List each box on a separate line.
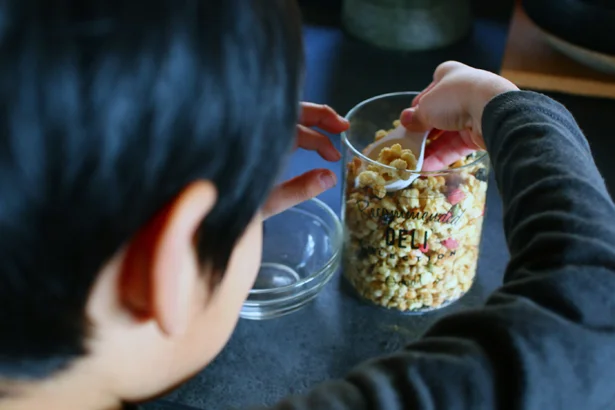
[355, 124, 443, 193]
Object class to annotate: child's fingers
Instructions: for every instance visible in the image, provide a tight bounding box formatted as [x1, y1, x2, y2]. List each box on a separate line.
[299, 103, 349, 134]
[422, 131, 476, 171]
[399, 106, 431, 133]
[262, 169, 337, 220]
[412, 81, 436, 107]
[433, 60, 465, 82]
[296, 125, 341, 161]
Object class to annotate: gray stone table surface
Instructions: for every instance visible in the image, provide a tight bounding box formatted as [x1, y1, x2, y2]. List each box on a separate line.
[150, 2, 615, 409]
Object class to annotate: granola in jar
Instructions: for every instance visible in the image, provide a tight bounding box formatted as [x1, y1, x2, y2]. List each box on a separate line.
[343, 123, 489, 313]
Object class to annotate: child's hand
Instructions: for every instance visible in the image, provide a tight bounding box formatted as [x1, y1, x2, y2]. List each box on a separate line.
[400, 61, 519, 171]
[262, 103, 348, 219]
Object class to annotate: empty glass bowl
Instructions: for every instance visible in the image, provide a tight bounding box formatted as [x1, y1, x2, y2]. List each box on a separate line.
[240, 198, 343, 320]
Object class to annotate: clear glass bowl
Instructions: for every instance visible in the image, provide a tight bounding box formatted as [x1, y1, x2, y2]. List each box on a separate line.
[240, 198, 343, 320]
[341, 92, 490, 314]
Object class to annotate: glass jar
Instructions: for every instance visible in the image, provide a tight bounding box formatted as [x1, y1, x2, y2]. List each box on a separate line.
[342, 0, 472, 51]
[341, 92, 489, 314]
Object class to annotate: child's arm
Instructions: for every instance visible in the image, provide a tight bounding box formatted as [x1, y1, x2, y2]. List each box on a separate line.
[257, 91, 615, 410]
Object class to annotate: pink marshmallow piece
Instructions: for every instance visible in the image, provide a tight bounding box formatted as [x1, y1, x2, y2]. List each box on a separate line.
[442, 238, 459, 250]
[447, 188, 466, 205]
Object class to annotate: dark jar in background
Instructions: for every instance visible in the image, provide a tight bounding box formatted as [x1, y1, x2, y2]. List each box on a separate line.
[342, 0, 472, 51]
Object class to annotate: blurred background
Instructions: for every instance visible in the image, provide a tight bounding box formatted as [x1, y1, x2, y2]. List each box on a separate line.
[297, 0, 513, 114]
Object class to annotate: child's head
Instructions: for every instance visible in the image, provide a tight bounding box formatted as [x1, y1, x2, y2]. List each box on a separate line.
[0, 0, 302, 406]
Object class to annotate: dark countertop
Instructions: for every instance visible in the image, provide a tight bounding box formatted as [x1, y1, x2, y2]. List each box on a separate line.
[149, 2, 615, 409]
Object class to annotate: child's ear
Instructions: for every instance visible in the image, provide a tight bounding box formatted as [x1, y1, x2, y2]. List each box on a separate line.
[119, 181, 217, 337]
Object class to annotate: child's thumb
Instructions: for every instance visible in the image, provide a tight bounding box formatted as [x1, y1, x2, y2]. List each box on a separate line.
[400, 107, 430, 133]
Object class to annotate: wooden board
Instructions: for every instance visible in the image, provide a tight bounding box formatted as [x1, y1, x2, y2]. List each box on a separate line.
[500, 1, 615, 99]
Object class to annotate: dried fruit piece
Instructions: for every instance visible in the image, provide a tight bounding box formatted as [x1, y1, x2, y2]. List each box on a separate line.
[446, 173, 464, 189]
[475, 168, 488, 182]
[379, 213, 395, 226]
[447, 188, 466, 205]
[440, 211, 454, 223]
[442, 238, 459, 250]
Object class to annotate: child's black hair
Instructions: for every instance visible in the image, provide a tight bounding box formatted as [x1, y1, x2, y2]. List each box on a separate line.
[0, 0, 303, 379]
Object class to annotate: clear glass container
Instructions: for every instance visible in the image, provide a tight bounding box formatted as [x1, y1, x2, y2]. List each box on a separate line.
[241, 198, 342, 320]
[341, 92, 489, 314]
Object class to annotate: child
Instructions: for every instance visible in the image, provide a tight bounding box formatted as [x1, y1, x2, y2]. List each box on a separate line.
[0, 1, 346, 409]
[2, 1, 615, 410]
